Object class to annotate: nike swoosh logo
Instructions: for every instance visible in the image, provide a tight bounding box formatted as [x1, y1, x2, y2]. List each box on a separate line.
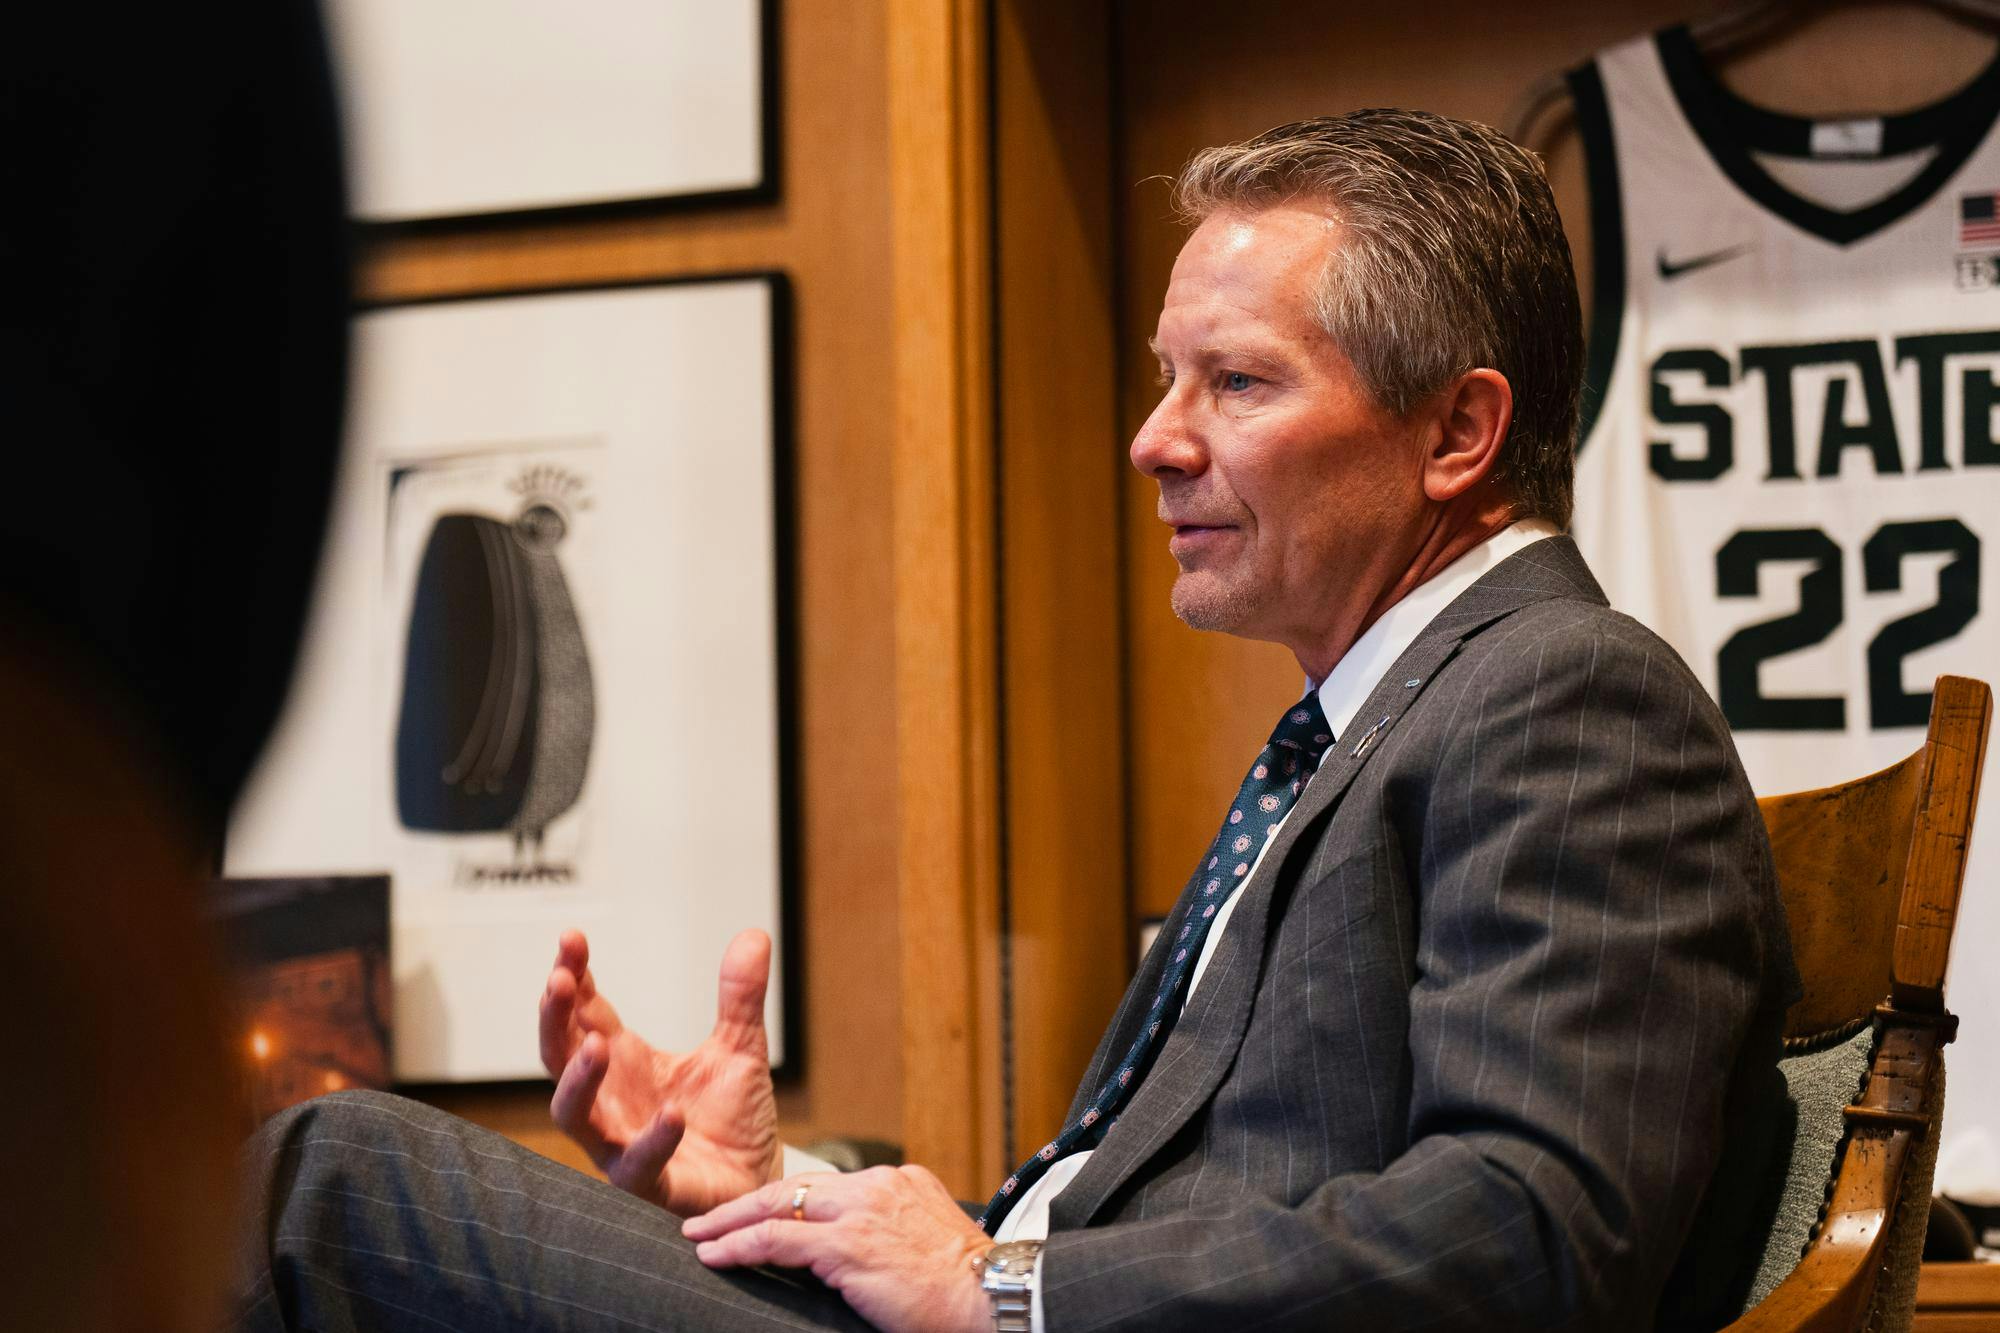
[1656, 244, 1752, 280]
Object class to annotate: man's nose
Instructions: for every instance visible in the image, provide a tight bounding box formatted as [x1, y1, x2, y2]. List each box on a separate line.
[1129, 393, 1207, 480]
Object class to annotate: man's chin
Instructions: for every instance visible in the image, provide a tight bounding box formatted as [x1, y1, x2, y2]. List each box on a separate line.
[1170, 576, 1257, 634]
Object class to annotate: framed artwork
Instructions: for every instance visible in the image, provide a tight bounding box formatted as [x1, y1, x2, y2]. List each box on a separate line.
[210, 875, 393, 1127]
[227, 274, 795, 1082]
[329, 0, 775, 227]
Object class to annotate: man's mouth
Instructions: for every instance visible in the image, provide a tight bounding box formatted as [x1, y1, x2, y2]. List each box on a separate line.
[1168, 523, 1234, 555]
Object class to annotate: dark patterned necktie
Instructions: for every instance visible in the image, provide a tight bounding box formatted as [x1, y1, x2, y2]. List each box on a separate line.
[979, 692, 1333, 1232]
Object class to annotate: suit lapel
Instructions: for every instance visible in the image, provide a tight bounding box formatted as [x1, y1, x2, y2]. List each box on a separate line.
[1048, 537, 1604, 1229]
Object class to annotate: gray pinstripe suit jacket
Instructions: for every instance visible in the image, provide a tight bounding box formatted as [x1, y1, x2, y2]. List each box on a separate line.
[1037, 537, 1796, 1333]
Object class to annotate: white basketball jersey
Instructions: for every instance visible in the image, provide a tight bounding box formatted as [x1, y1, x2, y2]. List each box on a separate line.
[1570, 27, 2000, 1199]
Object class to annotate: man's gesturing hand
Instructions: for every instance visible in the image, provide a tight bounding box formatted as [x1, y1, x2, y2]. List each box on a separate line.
[684, 1166, 993, 1333]
[539, 927, 780, 1217]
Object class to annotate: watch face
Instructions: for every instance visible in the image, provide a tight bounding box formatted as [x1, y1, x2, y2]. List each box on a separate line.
[988, 1240, 1043, 1278]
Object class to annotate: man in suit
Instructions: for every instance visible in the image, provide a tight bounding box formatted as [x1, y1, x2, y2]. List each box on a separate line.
[238, 110, 1792, 1332]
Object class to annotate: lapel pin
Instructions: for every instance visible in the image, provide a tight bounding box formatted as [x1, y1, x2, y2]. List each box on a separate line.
[1403, 678, 1421, 688]
[1350, 714, 1391, 758]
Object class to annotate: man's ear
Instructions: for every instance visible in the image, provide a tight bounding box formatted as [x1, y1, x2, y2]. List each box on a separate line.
[1421, 369, 1512, 503]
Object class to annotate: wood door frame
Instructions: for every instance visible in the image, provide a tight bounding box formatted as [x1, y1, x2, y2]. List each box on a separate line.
[891, 0, 1130, 1188]
[990, 0, 1130, 1164]
[887, 0, 1007, 1195]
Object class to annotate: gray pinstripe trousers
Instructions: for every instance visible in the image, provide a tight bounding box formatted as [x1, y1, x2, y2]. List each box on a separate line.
[234, 1090, 872, 1331]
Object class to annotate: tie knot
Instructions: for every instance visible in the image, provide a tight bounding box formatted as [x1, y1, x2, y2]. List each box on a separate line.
[1269, 694, 1333, 763]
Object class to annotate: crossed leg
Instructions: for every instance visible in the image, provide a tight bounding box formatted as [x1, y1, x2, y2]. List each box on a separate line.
[234, 1091, 874, 1332]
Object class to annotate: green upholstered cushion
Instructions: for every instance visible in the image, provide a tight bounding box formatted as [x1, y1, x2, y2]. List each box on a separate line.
[1741, 1025, 1875, 1311]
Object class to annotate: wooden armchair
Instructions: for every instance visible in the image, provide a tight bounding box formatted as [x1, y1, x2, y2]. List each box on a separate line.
[1725, 675, 1991, 1333]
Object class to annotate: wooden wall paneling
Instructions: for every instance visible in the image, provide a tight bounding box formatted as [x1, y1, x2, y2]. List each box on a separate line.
[1113, 0, 1996, 920]
[991, 0, 1128, 1161]
[358, 0, 905, 1154]
[886, 0, 1009, 1197]
[1914, 1262, 2000, 1329]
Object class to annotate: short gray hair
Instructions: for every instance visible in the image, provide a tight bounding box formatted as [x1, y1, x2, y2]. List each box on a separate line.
[1172, 109, 1581, 529]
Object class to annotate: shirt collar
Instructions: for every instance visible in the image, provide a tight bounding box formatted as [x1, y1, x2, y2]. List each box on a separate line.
[1312, 519, 1558, 740]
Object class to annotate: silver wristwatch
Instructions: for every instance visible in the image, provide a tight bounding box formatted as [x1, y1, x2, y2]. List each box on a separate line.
[977, 1239, 1044, 1332]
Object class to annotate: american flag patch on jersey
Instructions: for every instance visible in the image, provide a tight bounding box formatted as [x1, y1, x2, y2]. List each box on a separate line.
[1961, 191, 2000, 246]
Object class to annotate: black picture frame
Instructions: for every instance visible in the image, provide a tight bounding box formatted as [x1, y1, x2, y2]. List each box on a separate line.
[348, 0, 782, 236]
[229, 271, 804, 1084]
[379, 270, 802, 1084]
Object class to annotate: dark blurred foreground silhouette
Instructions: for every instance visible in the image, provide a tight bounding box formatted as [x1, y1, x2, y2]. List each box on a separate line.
[1, 1, 350, 1326]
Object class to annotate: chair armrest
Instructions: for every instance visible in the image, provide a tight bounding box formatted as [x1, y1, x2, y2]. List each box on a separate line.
[1722, 1016, 1947, 1333]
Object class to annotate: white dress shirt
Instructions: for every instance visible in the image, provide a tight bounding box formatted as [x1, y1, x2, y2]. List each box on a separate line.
[797, 519, 1557, 1328]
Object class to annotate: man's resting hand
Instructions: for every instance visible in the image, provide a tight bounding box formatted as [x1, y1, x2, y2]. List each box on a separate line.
[539, 927, 781, 1216]
[685, 1166, 993, 1333]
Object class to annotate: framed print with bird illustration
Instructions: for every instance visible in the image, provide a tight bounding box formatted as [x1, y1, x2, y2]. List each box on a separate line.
[226, 273, 795, 1082]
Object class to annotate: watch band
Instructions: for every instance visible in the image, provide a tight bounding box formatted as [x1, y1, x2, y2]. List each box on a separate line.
[977, 1239, 1044, 1332]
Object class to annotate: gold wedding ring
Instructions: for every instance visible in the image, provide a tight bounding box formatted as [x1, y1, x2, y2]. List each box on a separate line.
[789, 1183, 811, 1222]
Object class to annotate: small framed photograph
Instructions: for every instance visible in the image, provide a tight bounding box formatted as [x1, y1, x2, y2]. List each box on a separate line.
[228, 274, 794, 1082]
[330, 0, 775, 226]
[210, 875, 393, 1127]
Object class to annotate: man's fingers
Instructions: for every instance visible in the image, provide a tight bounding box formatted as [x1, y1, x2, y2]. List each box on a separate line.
[548, 1032, 613, 1166]
[712, 928, 772, 1045]
[682, 1177, 787, 1240]
[538, 966, 579, 1078]
[683, 1172, 842, 1241]
[692, 1219, 821, 1272]
[606, 1104, 686, 1197]
[557, 928, 591, 977]
[557, 927, 633, 1036]
[558, 928, 603, 1004]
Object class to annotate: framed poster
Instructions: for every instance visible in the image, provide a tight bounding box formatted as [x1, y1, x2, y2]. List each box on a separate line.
[227, 274, 794, 1082]
[329, 0, 774, 227]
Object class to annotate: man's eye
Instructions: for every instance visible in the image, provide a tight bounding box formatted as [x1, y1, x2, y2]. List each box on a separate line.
[1222, 371, 1255, 392]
